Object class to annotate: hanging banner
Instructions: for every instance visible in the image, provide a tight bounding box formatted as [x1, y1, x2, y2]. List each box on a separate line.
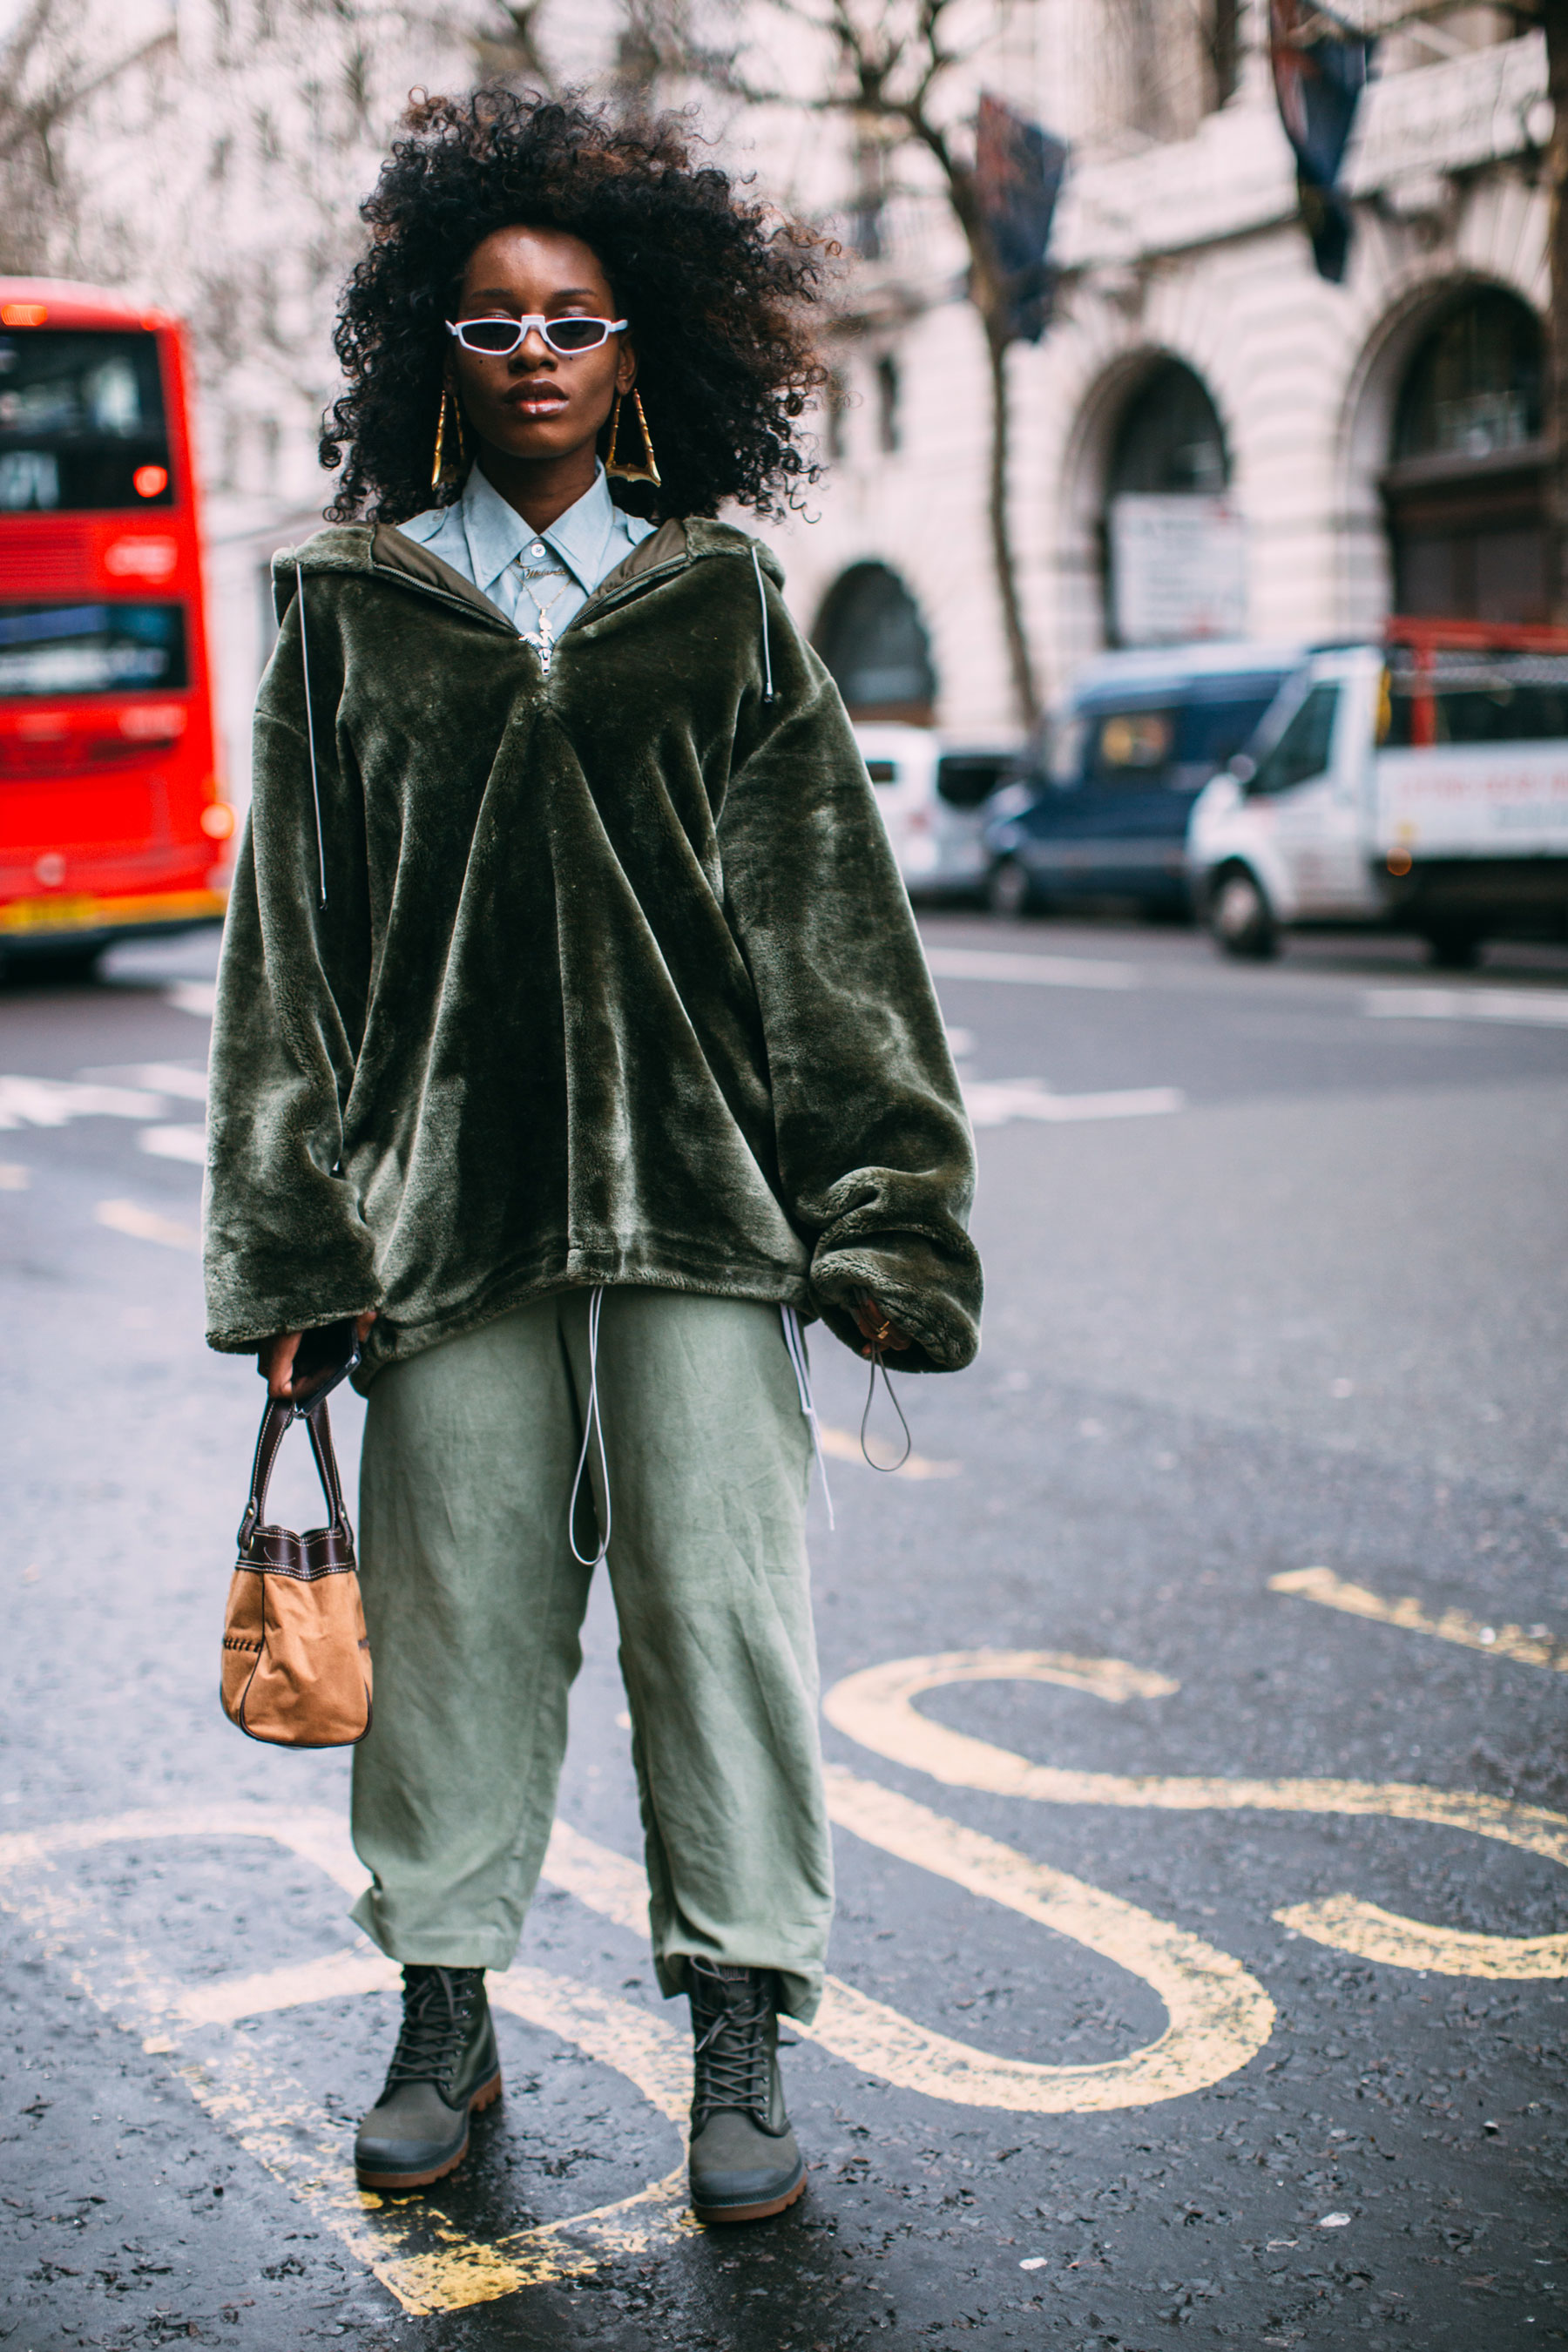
[975, 93, 1069, 345]
[1109, 495, 1247, 646]
[1269, 0, 1377, 284]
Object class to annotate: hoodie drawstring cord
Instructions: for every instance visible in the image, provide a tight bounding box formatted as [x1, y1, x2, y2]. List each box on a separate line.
[294, 555, 328, 909]
[751, 544, 775, 706]
[780, 1306, 835, 1531]
[568, 1285, 612, 1567]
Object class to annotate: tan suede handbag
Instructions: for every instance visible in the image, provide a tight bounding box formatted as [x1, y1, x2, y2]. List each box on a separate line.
[221, 1392, 373, 1747]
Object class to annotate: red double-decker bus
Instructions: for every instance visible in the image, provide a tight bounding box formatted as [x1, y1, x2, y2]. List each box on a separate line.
[0, 278, 231, 973]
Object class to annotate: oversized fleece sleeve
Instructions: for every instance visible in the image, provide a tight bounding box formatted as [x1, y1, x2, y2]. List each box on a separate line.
[202, 577, 381, 1351]
[718, 595, 982, 1374]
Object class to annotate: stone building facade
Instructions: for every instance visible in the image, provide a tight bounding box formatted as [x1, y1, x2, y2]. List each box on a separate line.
[763, 3, 1556, 738]
[19, 0, 1550, 774]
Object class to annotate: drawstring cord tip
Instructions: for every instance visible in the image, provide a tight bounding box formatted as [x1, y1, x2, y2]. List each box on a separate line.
[859, 1346, 913, 1475]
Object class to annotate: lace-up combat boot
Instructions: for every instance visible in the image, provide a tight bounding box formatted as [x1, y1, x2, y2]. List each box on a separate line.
[355, 1965, 501, 2189]
[686, 1957, 807, 2223]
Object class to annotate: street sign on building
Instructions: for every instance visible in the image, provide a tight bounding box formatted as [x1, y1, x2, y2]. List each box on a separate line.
[1110, 493, 1248, 645]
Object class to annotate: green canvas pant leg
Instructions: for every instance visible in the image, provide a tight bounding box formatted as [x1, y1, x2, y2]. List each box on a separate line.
[348, 1299, 592, 1969]
[564, 1288, 834, 2024]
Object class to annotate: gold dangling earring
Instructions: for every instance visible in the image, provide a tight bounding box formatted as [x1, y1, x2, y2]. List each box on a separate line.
[605, 388, 661, 486]
[430, 382, 467, 492]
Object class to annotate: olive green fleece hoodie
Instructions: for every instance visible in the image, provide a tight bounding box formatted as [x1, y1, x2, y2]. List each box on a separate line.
[202, 513, 982, 1386]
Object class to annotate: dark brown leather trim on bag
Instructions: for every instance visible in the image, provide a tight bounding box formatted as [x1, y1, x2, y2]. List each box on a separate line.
[221, 1395, 373, 1747]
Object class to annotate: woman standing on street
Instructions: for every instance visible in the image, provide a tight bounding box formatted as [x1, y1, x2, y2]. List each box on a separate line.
[202, 90, 981, 2225]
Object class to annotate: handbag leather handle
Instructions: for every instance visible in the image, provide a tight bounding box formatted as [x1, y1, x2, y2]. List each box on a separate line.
[237, 1395, 350, 1551]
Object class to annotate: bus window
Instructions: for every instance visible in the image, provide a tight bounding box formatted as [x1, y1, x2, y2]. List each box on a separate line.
[0, 602, 186, 697]
[0, 330, 171, 510]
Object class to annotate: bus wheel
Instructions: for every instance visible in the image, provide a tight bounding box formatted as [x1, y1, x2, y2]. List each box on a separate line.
[986, 858, 1032, 920]
[1423, 926, 1482, 971]
[1208, 868, 1278, 961]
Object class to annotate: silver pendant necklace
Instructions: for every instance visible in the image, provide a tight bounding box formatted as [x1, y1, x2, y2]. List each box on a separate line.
[515, 561, 571, 674]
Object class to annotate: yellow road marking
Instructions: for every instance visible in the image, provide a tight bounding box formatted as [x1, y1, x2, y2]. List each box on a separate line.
[0, 1161, 28, 1189]
[1274, 1895, 1568, 1980]
[0, 1807, 686, 2315]
[177, 1946, 397, 2027]
[544, 1757, 1263, 2111]
[815, 1767, 1274, 2110]
[96, 1197, 199, 1251]
[1271, 1565, 1568, 1671]
[824, 1651, 1568, 1982]
[12, 1629, 1562, 2314]
[817, 1425, 960, 1479]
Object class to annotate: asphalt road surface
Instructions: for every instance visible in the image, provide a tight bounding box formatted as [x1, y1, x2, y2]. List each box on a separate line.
[3, 911, 1567, 2352]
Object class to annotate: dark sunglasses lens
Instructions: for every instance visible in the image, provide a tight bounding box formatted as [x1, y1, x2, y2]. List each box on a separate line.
[461, 320, 521, 353]
[546, 320, 605, 353]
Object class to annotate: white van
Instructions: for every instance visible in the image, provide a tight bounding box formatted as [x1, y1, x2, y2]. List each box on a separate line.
[855, 723, 1022, 901]
[1187, 628, 1568, 963]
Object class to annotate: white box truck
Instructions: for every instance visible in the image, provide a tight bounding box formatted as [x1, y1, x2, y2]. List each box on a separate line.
[1187, 622, 1568, 965]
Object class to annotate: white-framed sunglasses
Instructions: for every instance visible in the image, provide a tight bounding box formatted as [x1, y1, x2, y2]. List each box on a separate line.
[446, 314, 628, 358]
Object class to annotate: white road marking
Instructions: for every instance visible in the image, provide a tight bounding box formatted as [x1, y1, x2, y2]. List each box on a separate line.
[1362, 985, 1568, 1028]
[96, 1198, 199, 1251]
[963, 1077, 1185, 1127]
[139, 1123, 206, 1164]
[82, 1060, 208, 1100]
[166, 980, 217, 1018]
[925, 946, 1140, 990]
[0, 1075, 163, 1129]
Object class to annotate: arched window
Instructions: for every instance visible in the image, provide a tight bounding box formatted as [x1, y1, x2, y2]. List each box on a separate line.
[1385, 289, 1547, 620]
[1109, 360, 1230, 497]
[1103, 360, 1243, 645]
[813, 562, 936, 721]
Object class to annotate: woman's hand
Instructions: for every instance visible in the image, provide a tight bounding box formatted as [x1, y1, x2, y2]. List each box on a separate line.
[854, 1295, 912, 1360]
[265, 1311, 378, 1402]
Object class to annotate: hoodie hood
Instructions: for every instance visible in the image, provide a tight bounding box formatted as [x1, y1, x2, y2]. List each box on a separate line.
[273, 513, 785, 624]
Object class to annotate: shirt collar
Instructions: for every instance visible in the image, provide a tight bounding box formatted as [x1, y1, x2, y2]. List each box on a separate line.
[459, 461, 620, 598]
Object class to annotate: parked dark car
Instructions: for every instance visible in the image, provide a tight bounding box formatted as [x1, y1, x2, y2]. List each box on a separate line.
[983, 643, 1306, 918]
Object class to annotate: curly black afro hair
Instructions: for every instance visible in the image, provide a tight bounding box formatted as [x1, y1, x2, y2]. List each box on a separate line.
[321, 87, 830, 526]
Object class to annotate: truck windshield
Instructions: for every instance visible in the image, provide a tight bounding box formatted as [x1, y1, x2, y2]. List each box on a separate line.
[1384, 654, 1568, 747]
[0, 329, 171, 511]
[1248, 683, 1339, 794]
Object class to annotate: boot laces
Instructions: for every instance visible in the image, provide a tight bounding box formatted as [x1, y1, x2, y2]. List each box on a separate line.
[692, 1966, 774, 2129]
[383, 1965, 483, 2095]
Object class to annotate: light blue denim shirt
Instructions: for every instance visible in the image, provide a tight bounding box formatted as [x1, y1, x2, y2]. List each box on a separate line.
[398, 461, 656, 638]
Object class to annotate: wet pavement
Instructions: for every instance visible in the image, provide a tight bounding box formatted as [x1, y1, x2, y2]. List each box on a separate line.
[3, 913, 1567, 2349]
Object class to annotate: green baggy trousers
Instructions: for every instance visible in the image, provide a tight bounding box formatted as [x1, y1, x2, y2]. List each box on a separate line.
[348, 1288, 834, 2022]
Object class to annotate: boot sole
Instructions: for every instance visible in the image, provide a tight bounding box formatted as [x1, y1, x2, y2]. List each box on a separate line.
[355, 2069, 504, 2191]
[692, 2166, 808, 2226]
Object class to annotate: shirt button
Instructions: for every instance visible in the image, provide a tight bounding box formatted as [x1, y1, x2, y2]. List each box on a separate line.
[529, 542, 545, 558]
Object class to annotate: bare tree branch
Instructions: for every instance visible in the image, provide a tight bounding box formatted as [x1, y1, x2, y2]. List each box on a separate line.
[685, 0, 1038, 720]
